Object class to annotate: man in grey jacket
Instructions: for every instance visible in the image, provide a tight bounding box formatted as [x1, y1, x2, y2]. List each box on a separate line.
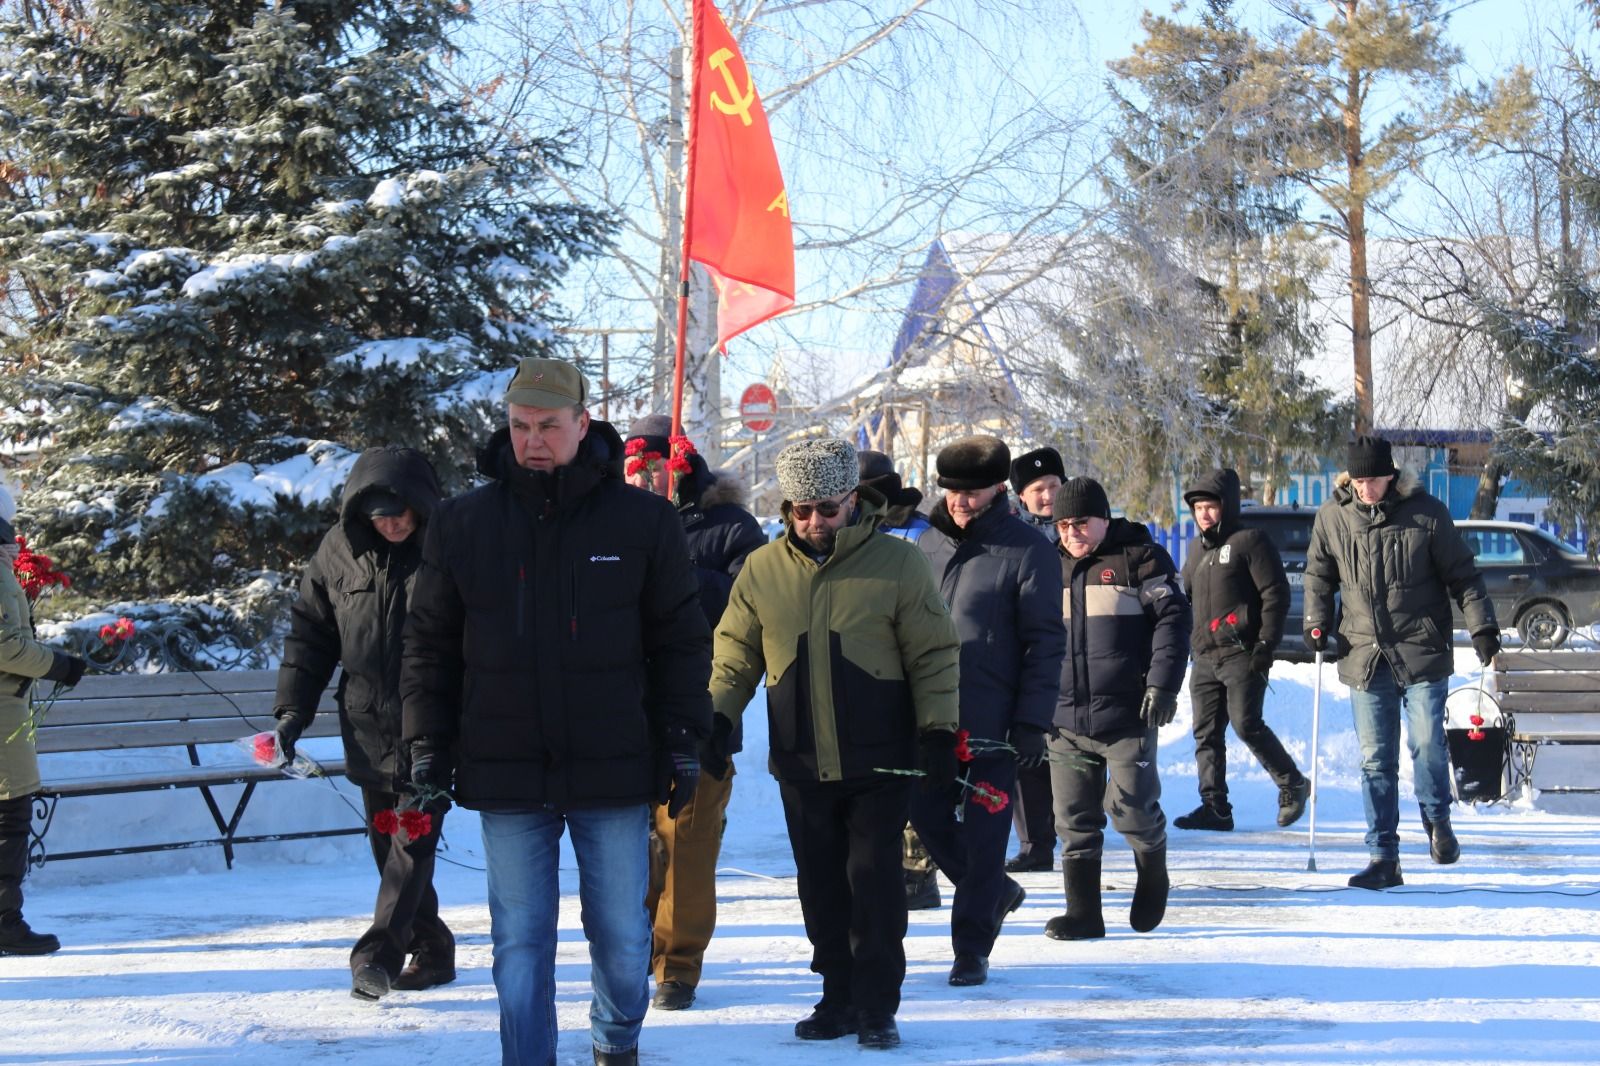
[1304, 435, 1500, 890]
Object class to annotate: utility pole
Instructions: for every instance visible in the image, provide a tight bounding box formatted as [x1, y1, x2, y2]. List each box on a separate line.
[651, 45, 686, 412]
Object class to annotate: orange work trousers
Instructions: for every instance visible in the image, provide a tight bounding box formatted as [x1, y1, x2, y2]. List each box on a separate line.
[648, 762, 735, 987]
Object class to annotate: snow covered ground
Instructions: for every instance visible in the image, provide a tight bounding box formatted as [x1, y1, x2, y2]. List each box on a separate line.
[7, 650, 1600, 1065]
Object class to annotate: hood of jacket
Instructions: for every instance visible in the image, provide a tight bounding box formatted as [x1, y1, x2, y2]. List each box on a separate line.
[1184, 468, 1242, 547]
[677, 452, 750, 512]
[339, 446, 444, 557]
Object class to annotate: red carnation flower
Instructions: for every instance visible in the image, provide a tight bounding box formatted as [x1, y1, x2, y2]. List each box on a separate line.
[970, 781, 1009, 814]
[1209, 617, 1221, 633]
[624, 438, 646, 457]
[625, 457, 646, 477]
[954, 728, 973, 764]
[398, 808, 433, 841]
[1226, 612, 1238, 625]
[666, 455, 693, 476]
[99, 623, 117, 642]
[252, 733, 277, 765]
[372, 809, 401, 835]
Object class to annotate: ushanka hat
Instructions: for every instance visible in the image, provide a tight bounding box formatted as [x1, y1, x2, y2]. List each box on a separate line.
[1346, 434, 1397, 479]
[1009, 446, 1066, 494]
[1053, 476, 1111, 521]
[776, 438, 858, 502]
[935, 435, 1011, 490]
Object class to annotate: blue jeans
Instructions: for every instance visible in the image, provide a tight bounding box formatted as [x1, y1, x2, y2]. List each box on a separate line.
[480, 805, 651, 1066]
[1349, 660, 1451, 861]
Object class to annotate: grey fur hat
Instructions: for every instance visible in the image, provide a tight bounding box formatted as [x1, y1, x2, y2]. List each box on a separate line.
[776, 438, 858, 502]
[936, 435, 1011, 490]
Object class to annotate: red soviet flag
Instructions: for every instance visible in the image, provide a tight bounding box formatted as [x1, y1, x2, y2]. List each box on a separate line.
[686, 0, 794, 351]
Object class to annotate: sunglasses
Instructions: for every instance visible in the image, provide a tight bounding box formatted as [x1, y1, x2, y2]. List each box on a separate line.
[1055, 517, 1096, 531]
[791, 498, 847, 520]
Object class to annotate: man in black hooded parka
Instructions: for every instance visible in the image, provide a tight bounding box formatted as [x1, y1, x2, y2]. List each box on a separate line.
[273, 444, 454, 1001]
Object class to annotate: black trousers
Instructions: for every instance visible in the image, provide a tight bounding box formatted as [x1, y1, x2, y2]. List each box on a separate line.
[0, 795, 30, 926]
[908, 754, 1017, 957]
[351, 787, 454, 978]
[1009, 761, 1056, 857]
[778, 776, 911, 1017]
[1189, 654, 1302, 814]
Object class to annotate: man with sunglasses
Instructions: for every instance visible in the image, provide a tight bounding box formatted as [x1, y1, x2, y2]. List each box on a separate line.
[1044, 477, 1190, 942]
[909, 436, 1064, 988]
[705, 437, 960, 1050]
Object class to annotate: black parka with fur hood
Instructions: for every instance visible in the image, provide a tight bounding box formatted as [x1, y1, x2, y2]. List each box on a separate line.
[274, 446, 443, 792]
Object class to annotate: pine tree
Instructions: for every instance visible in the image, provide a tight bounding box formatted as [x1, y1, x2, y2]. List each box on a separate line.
[1264, 0, 1461, 435]
[1079, 0, 1347, 518]
[0, 0, 611, 618]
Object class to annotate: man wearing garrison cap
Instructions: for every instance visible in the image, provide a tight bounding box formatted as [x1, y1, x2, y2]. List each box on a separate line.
[1304, 434, 1500, 891]
[705, 437, 960, 1050]
[908, 436, 1064, 987]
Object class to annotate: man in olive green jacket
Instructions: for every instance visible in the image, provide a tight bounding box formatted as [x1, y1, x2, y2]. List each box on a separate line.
[705, 437, 959, 1051]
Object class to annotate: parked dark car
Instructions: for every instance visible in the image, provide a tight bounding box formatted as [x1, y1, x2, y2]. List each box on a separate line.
[1236, 504, 1317, 661]
[1455, 520, 1600, 649]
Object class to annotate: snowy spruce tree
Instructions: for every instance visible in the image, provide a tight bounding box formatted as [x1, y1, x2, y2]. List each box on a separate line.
[0, 0, 610, 629]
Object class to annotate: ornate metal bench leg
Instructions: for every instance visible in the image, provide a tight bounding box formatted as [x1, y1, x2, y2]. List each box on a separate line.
[28, 794, 57, 873]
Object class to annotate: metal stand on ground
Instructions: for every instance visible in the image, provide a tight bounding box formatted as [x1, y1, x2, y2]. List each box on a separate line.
[1307, 635, 1324, 873]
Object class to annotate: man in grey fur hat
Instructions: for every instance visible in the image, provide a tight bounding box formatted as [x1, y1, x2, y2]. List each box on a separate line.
[706, 437, 960, 1050]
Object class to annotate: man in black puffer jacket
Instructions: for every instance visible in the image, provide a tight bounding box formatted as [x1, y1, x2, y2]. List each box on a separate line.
[402, 360, 712, 1066]
[911, 437, 1064, 988]
[1175, 468, 1308, 833]
[1044, 477, 1190, 943]
[274, 445, 451, 1001]
[622, 415, 766, 1013]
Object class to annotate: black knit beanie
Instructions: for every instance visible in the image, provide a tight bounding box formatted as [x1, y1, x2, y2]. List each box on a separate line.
[1052, 476, 1111, 520]
[1347, 435, 1397, 479]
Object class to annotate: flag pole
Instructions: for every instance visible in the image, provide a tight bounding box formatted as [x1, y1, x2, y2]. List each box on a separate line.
[670, 1, 702, 439]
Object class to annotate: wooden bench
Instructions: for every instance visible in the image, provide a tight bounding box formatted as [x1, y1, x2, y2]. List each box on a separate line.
[1492, 650, 1600, 795]
[28, 669, 363, 870]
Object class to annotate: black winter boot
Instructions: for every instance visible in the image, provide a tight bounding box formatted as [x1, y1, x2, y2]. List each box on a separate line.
[593, 1047, 638, 1065]
[1348, 858, 1403, 891]
[1172, 804, 1234, 831]
[1130, 847, 1169, 932]
[1424, 815, 1460, 865]
[904, 868, 941, 910]
[1044, 857, 1104, 941]
[0, 798, 56, 957]
[1277, 778, 1311, 828]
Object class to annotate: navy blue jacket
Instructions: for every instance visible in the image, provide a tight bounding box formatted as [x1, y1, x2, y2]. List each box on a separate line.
[919, 498, 1065, 742]
[1054, 518, 1191, 739]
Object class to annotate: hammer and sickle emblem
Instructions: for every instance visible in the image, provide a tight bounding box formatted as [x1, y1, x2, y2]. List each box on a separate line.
[708, 47, 756, 127]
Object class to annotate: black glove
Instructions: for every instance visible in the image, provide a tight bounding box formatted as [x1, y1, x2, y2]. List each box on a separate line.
[273, 714, 303, 763]
[1139, 686, 1178, 729]
[917, 729, 960, 793]
[699, 714, 735, 780]
[1249, 643, 1275, 676]
[409, 739, 454, 787]
[663, 723, 702, 818]
[1303, 627, 1328, 653]
[1010, 724, 1048, 769]
[1472, 631, 1502, 667]
[43, 651, 87, 689]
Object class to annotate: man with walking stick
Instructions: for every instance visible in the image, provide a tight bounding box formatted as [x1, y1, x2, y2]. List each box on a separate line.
[1303, 435, 1500, 890]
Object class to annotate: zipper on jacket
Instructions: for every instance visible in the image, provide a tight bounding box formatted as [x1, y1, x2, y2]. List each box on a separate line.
[569, 565, 578, 641]
[517, 563, 527, 636]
